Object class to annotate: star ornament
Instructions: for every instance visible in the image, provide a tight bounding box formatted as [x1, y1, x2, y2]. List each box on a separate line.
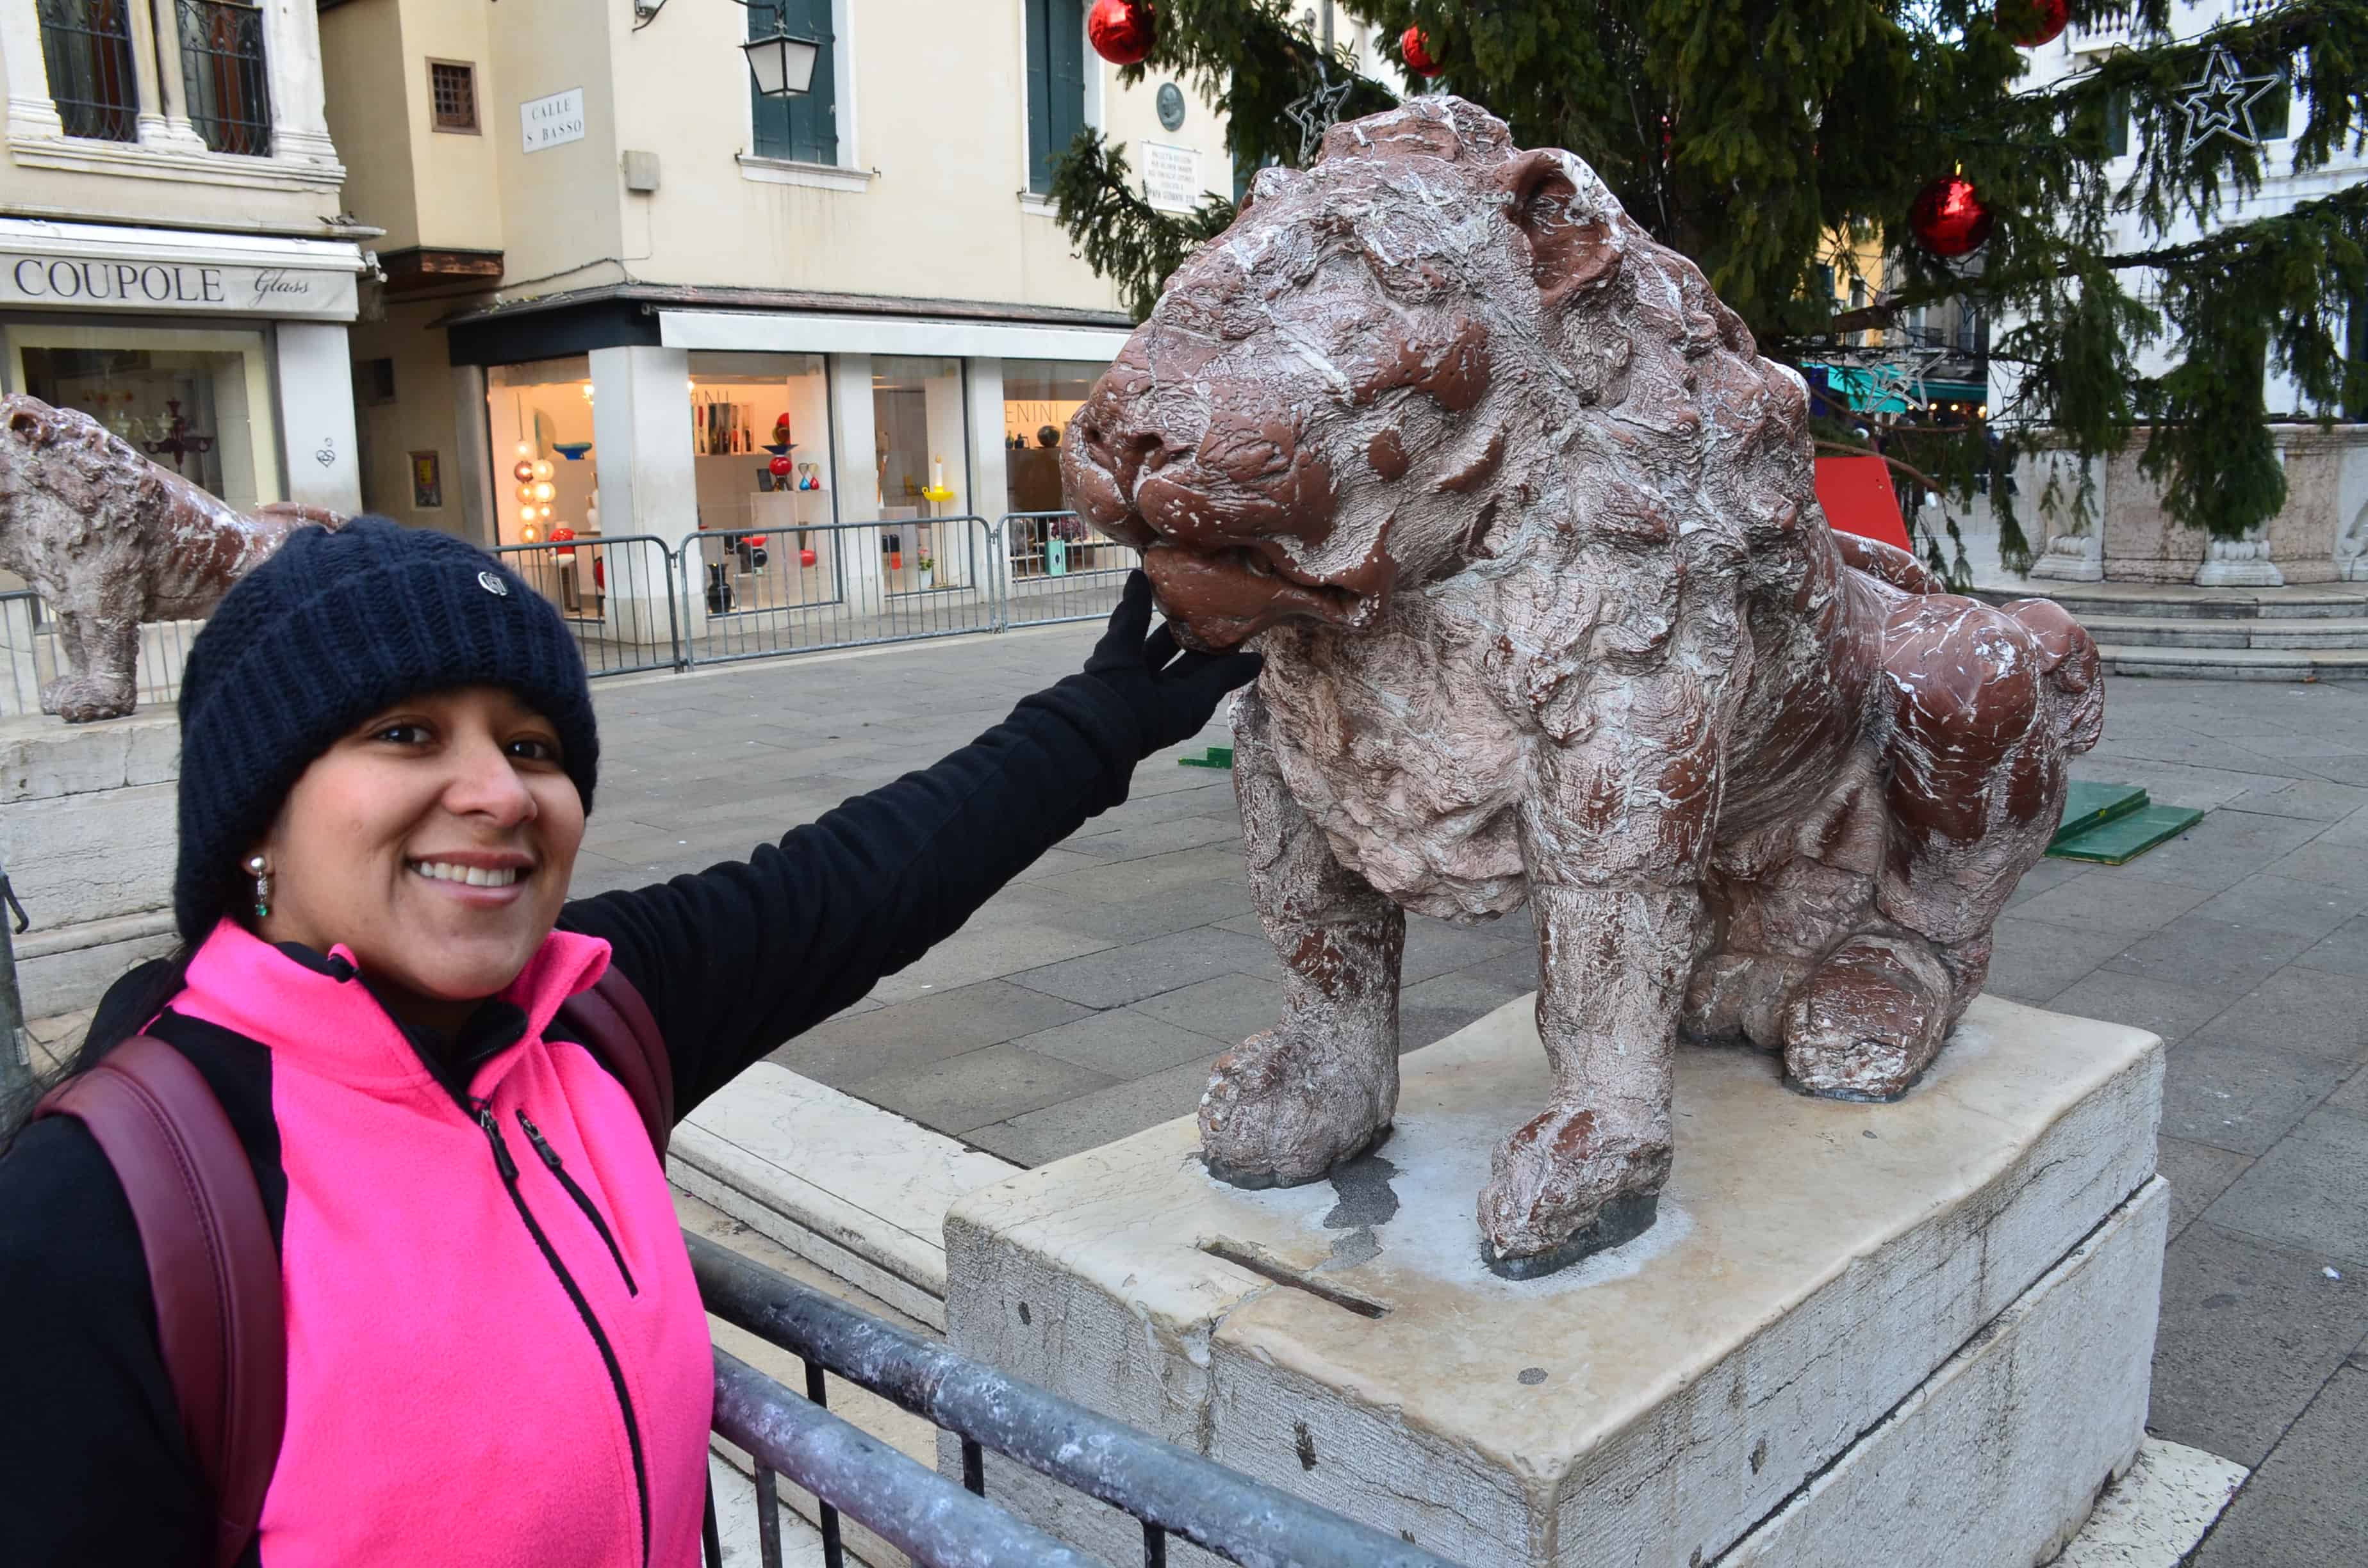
[1868, 347, 1947, 416]
[1285, 65, 1356, 163]
[2176, 45, 2283, 154]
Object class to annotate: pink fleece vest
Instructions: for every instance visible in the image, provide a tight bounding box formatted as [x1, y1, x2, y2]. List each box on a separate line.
[172, 922, 713, 1567]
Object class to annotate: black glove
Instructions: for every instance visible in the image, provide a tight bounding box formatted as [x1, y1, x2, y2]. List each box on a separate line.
[1080, 570, 1263, 758]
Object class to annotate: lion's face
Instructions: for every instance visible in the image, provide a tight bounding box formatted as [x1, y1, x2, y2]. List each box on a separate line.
[1064, 99, 1641, 649]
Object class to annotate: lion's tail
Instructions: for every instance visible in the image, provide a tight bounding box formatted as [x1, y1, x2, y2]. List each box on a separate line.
[2002, 596, 2105, 756]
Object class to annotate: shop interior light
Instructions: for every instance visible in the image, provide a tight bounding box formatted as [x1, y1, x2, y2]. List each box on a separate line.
[532, 481, 556, 503]
[514, 441, 534, 461]
[742, 26, 821, 98]
[532, 459, 555, 482]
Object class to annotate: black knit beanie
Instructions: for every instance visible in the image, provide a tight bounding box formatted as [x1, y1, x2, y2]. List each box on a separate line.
[173, 516, 600, 942]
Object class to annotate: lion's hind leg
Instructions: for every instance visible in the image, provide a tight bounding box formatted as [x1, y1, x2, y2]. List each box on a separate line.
[1780, 932, 1959, 1100]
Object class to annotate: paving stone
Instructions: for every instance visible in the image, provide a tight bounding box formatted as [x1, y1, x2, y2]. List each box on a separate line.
[1399, 917, 1524, 985]
[2185, 966, 2368, 1066]
[844, 1044, 1120, 1136]
[1128, 972, 1288, 1047]
[2156, 1136, 2256, 1244]
[2107, 916, 2316, 997]
[2045, 969, 2232, 1043]
[2294, 917, 2368, 980]
[766, 980, 1094, 1089]
[2110, 813, 2330, 894]
[1010, 926, 1279, 1009]
[2262, 838, 2368, 891]
[2160, 1040, 2349, 1156]
[1400, 967, 1533, 1051]
[2332, 1067, 2368, 1117]
[2202, 1109, 2368, 1270]
[2220, 776, 2368, 822]
[1027, 842, 1251, 904]
[1008, 1008, 1226, 1079]
[2009, 874, 2214, 934]
[965, 1054, 1222, 1167]
[1063, 814, 1243, 862]
[2148, 1223, 2368, 1469]
[2188, 873, 2368, 942]
[866, 920, 1116, 1007]
[1020, 878, 1258, 947]
[2004, 854, 2088, 906]
[1981, 915, 2136, 1004]
[1007, 847, 1106, 885]
[2192, 1366, 2368, 1567]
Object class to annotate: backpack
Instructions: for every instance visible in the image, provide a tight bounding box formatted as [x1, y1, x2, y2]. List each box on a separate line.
[32, 967, 674, 1568]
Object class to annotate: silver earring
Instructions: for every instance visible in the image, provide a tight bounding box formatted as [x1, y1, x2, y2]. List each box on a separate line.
[245, 854, 271, 921]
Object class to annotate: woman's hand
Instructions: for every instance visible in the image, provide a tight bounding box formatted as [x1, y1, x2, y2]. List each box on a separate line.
[1080, 571, 1264, 758]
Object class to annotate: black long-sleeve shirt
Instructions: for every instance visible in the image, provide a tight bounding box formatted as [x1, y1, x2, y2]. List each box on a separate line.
[0, 673, 1147, 1567]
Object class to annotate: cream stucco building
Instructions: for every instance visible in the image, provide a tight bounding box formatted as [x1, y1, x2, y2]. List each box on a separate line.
[0, 0, 368, 519]
[320, 0, 1234, 597]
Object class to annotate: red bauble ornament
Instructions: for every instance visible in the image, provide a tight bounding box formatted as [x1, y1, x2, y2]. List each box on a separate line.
[1401, 25, 1444, 78]
[1994, 0, 2068, 47]
[769, 453, 794, 477]
[1087, 0, 1155, 66]
[1909, 174, 1994, 258]
[799, 547, 818, 568]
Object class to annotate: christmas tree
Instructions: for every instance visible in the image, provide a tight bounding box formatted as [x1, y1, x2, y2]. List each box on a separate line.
[1053, 1, 2365, 578]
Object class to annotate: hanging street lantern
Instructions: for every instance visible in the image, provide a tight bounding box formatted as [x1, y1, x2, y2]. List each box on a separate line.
[742, 26, 821, 98]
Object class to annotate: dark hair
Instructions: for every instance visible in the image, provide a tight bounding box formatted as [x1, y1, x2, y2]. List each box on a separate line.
[0, 944, 195, 1148]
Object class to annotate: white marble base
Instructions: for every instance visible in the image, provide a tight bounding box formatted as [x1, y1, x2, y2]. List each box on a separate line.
[2057, 1439, 2248, 1567]
[0, 708, 183, 1015]
[943, 993, 2166, 1567]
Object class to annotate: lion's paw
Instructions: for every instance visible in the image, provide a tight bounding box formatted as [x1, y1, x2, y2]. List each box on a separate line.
[1781, 934, 1953, 1102]
[1199, 1027, 1396, 1191]
[42, 675, 136, 724]
[1477, 1102, 1671, 1277]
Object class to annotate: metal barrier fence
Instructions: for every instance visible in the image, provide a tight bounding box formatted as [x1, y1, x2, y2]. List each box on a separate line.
[692, 1231, 1465, 1568]
[1, 513, 1145, 708]
[493, 535, 682, 678]
[0, 588, 202, 717]
[996, 510, 1139, 630]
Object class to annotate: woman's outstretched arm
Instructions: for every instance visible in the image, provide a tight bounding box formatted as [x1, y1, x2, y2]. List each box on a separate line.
[560, 574, 1259, 1116]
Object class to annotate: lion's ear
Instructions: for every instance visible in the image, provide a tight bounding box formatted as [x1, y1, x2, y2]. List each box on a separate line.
[1497, 149, 1620, 307]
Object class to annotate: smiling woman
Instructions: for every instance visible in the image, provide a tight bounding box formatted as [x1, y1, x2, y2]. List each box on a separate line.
[0, 518, 1259, 1566]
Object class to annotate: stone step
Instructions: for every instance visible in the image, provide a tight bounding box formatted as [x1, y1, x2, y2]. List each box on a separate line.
[2096, 643, 2368, 680]
[1973, 584, 2368, 621]
[2079, 616, 2368, 649]
[666, 1062, 1021, 1331]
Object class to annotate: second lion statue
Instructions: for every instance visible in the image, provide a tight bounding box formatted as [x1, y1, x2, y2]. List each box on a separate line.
[1064, 99, 2102, 1277]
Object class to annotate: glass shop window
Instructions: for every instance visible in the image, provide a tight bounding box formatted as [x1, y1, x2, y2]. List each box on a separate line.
[1001, 357, 1120, 578]
[871, 355, 968, 594]
[748, 0, 837, 165]
[11, 323, 279, 510]
[1024, 0, 1085, 193]
[37, 0, 139, 142]
[485, 356, 596, 549]
[685, 352, 834, 613]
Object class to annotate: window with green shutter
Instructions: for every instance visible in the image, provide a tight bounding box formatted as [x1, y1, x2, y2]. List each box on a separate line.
[1025, 0, 1085, 195]
[750, 0, 836, 165]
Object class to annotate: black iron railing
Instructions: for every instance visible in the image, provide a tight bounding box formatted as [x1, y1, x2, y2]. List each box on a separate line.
[690, 1231, 1467, 1568]
[36, 0, 138, 141]
[176, 0, 271, 156]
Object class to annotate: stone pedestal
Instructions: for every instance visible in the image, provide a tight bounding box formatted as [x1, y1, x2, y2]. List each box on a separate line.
[0, 708, 181, 1017]
[945, 994, 2166, 1568]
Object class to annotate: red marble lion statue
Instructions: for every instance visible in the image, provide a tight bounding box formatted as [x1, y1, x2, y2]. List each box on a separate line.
[1064, 99, 2102, 1276]
[0, 395, 340, 723]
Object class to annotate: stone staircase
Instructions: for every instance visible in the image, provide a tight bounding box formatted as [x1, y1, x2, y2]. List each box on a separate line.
[1972, 580, 2368, 680]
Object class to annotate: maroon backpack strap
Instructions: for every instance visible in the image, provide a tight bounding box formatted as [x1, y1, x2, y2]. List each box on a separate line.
[556, 967, 674, 1157]
[37, 1035, 285, 1568]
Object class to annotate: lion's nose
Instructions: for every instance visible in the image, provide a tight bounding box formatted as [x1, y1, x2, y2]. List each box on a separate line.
[1079, 412, 1190, 503]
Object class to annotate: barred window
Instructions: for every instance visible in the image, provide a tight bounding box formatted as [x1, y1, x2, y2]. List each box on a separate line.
[429, 60, 477, 133]
[177, 0, 272, 156]
[36, 0, 138, 142]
